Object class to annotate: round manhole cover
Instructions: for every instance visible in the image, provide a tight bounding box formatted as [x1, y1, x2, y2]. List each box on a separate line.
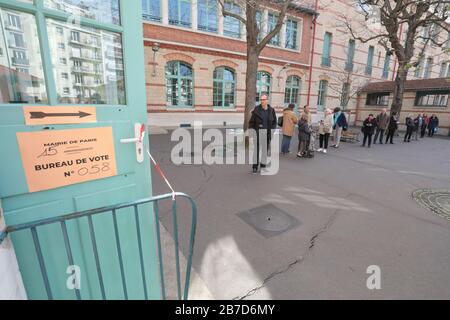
[413, 189, 450, 221]
[255, 214, 292, 232]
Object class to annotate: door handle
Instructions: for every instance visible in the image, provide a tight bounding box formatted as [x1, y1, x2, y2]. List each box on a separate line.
[120, 123, 146, 163]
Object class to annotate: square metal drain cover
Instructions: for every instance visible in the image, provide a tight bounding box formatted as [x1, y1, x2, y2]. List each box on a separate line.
[237, 204, 301, 238]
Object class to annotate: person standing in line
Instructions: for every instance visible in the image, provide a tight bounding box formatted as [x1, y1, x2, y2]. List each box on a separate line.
[301, 105, 312, 126]
[428, 114, 439, 137]
[249, 94, 277, 174]
[301, 105, 312, 150]
[332, 107, 348, 148]
[317, 108, 333, 154]
[404, 114, 415, 142]
[421, 114, 429, 138]
[373, 108, 389, 145]
[297, 113, 311, 157]
[413, 113, 421, 141]
[280, 104, 298, 154]
[385, 112, 399, 144]
[361, 114, 377, 148]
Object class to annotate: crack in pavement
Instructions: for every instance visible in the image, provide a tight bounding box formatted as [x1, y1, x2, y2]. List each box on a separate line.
[233, 208, 341, 300]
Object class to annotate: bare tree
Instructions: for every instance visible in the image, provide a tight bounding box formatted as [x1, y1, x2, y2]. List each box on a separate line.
[217, 0, 300, 139]
[326, 53, 370, 110]
[342, 0, 450, 115]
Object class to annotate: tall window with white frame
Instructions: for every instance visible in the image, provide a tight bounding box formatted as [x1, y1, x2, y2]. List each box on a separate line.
[198, 0, 218, 32]
[169, 0, 191, 28]
[142, 0, 161, 22]
[256, 71, 271, 104]
[365, 46, 374, 75]
[213, 67, 236, 108]
[322, 32, 332, 66]
[415, 56, 424, 78]
[256, 10, 263, 42]
[268, 12, 280, 46]
[424, 57, 433, 78]
[285, 19, 298, 50]
[284, 75, 301, 107]
[223, 1, 241, 38]
[317, 80, 328, 112]
[345, 39, 355, 72]
[439, 62, 447, 78]
[166, 61, 194, 107]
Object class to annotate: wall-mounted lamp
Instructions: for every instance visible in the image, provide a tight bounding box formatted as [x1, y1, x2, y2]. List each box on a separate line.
[152, 42, 160, 77]
[277, 63, 291, 87]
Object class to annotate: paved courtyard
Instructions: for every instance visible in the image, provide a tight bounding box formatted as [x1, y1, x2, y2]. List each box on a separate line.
[149, 130, 450, 300]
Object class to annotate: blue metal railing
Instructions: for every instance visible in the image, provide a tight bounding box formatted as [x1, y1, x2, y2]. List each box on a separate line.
[0, 192, 197, 300]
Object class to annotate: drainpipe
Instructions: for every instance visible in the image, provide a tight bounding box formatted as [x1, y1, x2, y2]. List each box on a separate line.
[306, 0, 320, 107]
[391, 23, 404, 81]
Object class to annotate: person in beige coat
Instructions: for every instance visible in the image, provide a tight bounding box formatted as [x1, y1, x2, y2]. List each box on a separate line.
[317, 108, 333, 154]
[281, 104, 298, 154]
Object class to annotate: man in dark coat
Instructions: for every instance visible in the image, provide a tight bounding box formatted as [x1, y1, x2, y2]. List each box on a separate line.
[249, 94, 277, 173]
[361, 114, 377, 148]
[404, 115, 415, 142]
[385, 112, 399, 144]
[428, 114, 439, 137]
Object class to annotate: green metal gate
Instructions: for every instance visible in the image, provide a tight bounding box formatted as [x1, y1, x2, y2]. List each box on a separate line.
[0, 192, 197, 300]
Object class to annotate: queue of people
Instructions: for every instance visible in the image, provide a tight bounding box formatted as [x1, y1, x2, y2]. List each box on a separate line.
[250, 95, 441, 173]
[360, 109, 440, 147]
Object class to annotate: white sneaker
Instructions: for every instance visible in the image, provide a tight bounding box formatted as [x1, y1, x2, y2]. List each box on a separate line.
[323, 149, 327, 154]
[317, 148, 323, 152]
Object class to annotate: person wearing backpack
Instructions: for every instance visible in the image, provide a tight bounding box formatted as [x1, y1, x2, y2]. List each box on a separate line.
[280, 104, 298, 154]
[332, 107, 348, 148]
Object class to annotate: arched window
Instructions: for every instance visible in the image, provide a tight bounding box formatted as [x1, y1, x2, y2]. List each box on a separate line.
[213, 67, 236, 108]
[284, 75, 301, 106]
[256, 71, 271, 103]
[317, 80, 328, 112]
[165, 61, 193, 107]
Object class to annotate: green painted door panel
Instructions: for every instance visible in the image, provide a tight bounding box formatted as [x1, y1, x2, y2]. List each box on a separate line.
[0, 0, 161, 300]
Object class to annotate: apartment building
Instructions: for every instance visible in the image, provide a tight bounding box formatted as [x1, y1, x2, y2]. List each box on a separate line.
[311, 0, 450, 129]
[141, 0, 449, 131]
[142, 0, 316, 122]
[0, 7, 46, 103]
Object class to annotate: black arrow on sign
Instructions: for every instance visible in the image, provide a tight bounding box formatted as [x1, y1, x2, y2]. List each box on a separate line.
[30, 111, 92, 119]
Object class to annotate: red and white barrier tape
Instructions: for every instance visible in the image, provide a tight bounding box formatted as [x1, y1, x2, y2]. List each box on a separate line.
[146, 149, 176, 200]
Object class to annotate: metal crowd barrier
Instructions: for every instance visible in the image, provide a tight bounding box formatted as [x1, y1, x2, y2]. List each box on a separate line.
[0, 192, 197, 300]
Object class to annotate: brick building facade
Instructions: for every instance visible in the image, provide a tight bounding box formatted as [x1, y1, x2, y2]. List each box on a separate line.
[143, 0, 315, 118]
[141, 0, 450, 134]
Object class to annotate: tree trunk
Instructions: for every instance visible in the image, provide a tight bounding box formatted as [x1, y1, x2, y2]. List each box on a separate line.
[244, 46, 259, 148]
[391, 64, 407, 116]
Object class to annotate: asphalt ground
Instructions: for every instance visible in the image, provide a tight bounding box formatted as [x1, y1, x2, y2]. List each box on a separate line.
[149, 129, 450, 300]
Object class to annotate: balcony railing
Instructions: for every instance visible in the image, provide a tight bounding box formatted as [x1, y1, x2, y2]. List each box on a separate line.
[12, 57, 29, 66]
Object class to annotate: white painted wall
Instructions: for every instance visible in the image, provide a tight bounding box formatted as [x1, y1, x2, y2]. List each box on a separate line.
[0, 201, 27, 300]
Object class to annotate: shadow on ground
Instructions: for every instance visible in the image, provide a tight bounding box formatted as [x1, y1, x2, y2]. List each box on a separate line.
[150, 129, 450, 300]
